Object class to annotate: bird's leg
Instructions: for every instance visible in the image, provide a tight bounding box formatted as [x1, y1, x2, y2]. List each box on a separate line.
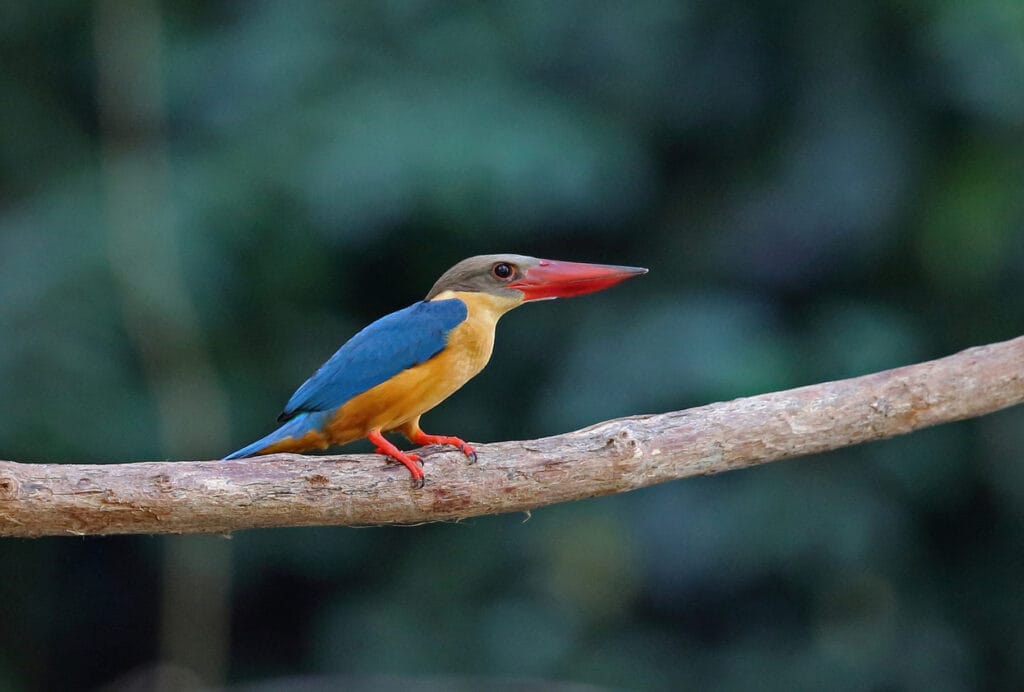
[403, 420, 477, 463]
[366, 429, 424, 488]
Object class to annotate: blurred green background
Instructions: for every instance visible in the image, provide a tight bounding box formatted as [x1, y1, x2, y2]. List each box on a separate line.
[2, 1, 1023, 690]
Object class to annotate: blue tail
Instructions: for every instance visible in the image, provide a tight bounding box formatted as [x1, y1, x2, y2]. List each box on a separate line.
[223, 411, 332, 459]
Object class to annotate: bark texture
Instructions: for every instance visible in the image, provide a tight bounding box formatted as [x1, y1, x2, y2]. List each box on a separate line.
[1, 335, 1022, 537]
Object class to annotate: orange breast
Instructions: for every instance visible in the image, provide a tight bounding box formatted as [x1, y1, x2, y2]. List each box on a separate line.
[323, 290, 521, 444]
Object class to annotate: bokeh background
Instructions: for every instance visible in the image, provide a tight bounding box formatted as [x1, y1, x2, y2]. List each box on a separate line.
[2, 1, 1024, 690]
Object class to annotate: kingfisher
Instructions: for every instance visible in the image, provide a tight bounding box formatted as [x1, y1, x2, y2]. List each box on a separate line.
[225, 254, 647, 486]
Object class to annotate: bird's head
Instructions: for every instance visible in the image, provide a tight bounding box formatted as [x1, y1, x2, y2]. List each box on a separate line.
[425, 254, 647, 306]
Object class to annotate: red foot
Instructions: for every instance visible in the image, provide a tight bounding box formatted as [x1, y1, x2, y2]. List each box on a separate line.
[373, 446, 422, 465]
[367, 430, 425, 488]
[409, 430, 477, 463]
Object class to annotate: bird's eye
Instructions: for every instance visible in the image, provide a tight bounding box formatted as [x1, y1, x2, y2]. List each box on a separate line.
[492, 262, 514, 280]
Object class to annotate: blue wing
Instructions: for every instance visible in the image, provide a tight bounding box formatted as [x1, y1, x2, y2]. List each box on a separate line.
[277, 298, 468, 421]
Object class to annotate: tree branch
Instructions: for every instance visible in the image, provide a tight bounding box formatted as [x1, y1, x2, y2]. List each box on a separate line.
[2, 335, 1022, 537]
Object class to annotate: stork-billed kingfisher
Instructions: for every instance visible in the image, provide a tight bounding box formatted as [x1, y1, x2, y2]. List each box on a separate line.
[225, 254, 647, 486]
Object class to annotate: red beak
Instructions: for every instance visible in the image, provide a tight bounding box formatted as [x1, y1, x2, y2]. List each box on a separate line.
[508, 259, 648, 302]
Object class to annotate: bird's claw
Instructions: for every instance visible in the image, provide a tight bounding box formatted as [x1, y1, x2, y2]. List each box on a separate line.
[380, 451, 423, 466]
[368, 430, 427, 487]
[370, 430, 474, 488]
[411, 432, 476, 463]
[388, 457, 424, 487]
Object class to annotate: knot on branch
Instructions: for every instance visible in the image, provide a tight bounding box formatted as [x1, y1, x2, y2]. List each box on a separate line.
[0, 475, 18, 500]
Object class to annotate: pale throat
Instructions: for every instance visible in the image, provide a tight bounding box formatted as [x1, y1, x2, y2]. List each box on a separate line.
[431, 289, 524, 321]
[431, 289, 524, 375]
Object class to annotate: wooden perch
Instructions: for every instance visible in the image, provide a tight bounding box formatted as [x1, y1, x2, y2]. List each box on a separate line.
[1, 335, 1022, 537]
